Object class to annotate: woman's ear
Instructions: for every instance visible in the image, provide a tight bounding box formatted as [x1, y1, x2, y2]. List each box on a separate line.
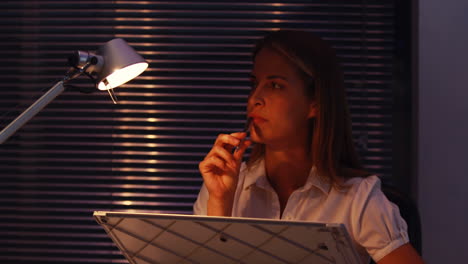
[308, 102, 317, 118]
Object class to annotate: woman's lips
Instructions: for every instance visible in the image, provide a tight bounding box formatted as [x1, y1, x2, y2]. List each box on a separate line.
[249, 115, 267, 124]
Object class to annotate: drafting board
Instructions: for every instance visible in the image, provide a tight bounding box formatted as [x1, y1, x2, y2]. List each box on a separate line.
[94, 211, 362, 264]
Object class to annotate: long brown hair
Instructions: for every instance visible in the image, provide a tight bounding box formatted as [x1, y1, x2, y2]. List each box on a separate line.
[247, 30, 369, 188]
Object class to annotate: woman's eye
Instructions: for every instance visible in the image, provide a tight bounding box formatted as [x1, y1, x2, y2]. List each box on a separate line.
[271, 82, 282, 89]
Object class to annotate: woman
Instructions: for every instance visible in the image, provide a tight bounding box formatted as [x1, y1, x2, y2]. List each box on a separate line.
[194, 30, 423, 264]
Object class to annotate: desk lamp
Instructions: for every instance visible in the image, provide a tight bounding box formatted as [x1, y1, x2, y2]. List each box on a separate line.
[0, 38, 148, 144]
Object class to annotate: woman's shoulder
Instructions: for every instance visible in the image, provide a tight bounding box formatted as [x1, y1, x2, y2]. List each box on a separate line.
[345, 174, 381, 187]
[342, 174, 383, 200]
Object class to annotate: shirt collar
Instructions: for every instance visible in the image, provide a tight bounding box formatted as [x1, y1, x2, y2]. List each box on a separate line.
[242, 159, 331, 195]
[302, 167, 331, 195]
[242, 159, 267, 190]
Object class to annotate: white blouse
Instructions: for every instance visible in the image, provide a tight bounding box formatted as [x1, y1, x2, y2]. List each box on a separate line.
[193, 159, 409, 263]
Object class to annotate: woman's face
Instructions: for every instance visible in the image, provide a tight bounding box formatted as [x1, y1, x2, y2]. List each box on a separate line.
[248, 46, 315, 149]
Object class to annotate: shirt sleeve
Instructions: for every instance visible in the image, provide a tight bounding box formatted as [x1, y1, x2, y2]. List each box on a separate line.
[193, 183, 208, 215]
[349, 176, 410, 263]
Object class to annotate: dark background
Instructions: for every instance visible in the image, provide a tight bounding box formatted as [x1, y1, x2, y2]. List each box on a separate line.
[0, 1, 412, 263]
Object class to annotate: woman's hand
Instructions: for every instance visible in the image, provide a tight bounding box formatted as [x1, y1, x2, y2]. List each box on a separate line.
[199, 132, 252, 216]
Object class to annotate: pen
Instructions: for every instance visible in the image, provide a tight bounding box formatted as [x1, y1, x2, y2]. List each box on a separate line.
[233, 117, 252, 153]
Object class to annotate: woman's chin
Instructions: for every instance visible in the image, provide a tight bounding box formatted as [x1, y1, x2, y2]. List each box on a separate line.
[249, 133, 263, 144]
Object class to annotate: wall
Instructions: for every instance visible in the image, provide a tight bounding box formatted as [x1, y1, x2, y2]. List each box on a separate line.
[418, 0, 468, 263]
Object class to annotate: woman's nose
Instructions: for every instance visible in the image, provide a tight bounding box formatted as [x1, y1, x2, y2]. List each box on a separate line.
[248, 84, 265, 108]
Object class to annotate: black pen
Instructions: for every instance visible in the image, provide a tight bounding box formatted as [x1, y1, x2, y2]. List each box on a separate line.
[233, 117, 252, 153]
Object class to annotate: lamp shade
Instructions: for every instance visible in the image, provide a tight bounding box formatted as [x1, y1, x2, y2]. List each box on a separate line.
[95, 38, 148, 90]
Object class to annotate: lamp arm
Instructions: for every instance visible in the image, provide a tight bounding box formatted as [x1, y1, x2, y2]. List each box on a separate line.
[0, 81, 66, 144]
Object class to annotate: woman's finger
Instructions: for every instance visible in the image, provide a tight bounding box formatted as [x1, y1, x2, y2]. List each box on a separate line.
[200, 155, 226, 174]
[213, 133, 241, 149]
[233, 139, 253, 162]
[207, 145, 237, 167]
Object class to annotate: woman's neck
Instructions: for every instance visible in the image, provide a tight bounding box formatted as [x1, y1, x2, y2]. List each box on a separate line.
[264, 146, 312, 216]
[264, 146, 312, 193]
